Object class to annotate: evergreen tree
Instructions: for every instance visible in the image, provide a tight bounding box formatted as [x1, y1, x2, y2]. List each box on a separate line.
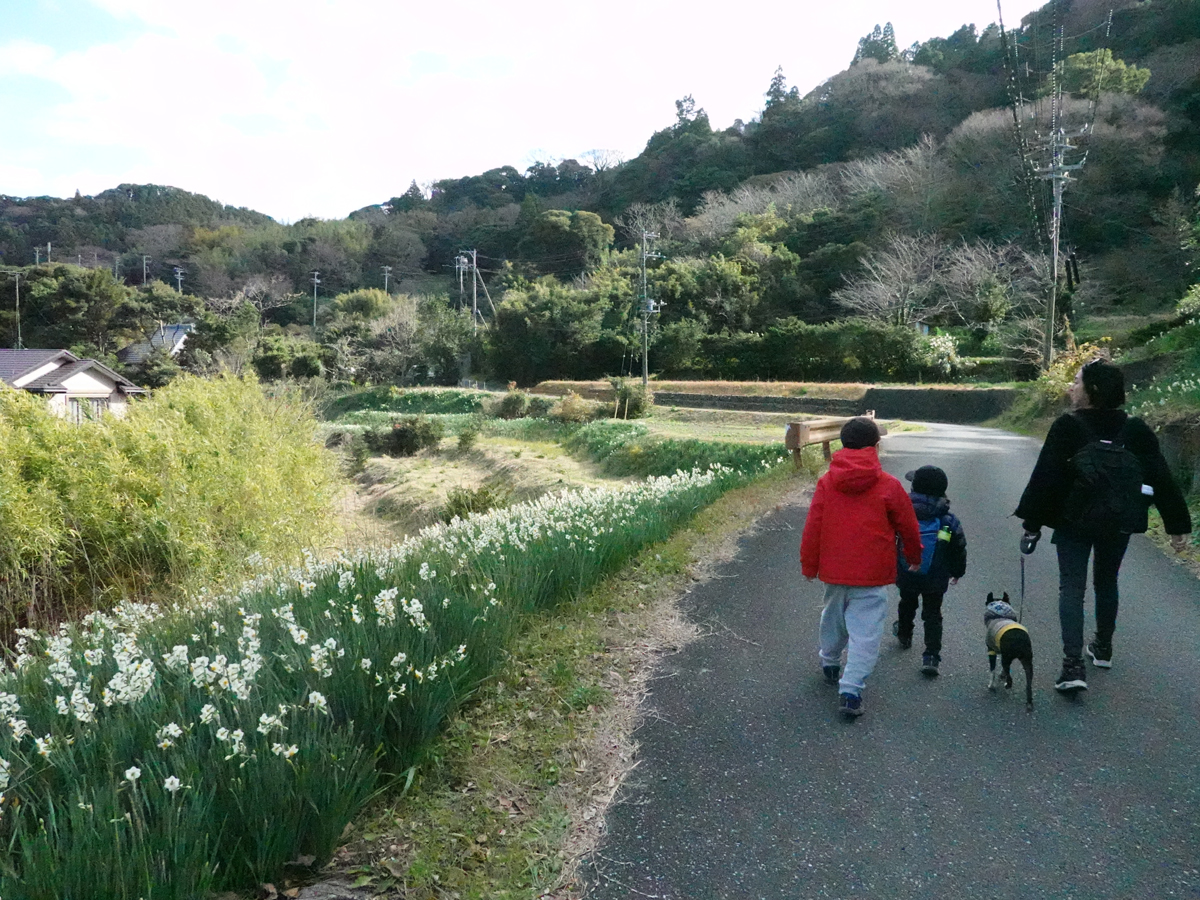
[853, 23, 899, 65]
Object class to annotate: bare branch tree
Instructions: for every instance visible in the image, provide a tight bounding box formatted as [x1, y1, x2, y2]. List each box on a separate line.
[833, 233, 954, 326]
[615, 199, 685, 244]
[206, 274, 299, 318]
[686, 171, 842, 244]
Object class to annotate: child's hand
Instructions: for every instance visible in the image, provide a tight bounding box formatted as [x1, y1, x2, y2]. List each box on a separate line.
[907, 563, 921, 572]
[949, 577, 959, 586]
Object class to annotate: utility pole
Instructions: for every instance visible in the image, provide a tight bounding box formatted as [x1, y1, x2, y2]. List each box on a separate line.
[639, 231, 664, 388]
[1035, 131, 1085, 367]
[455, 254, 469, 310]
[381, 265, 392, 293]
[46, 242, 51, 263]
[311, 270, 321, 339]
[34, 248, 40, 265]
[143, 255, 150, 285]
[12, 273, 21, 349]
[471, 250, 479, 334]
[1033, 21, 1088, 369]
[454, 250, 496, 334]
[173, 266, 185, 292]
[77, 254, 82, 266]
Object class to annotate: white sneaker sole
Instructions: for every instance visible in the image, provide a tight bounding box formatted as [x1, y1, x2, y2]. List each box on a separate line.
[1054, 678, 1088, 692]
[1087, 648, 1113, 669]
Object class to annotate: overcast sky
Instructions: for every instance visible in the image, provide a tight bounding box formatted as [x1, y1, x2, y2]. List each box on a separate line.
[1, 0, 1047, 222]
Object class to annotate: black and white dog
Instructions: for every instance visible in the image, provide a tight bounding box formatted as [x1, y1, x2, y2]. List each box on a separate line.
[985, 593, 1034, 710]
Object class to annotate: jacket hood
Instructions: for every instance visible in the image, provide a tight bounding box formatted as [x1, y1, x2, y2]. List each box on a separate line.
[911, 493, 951, 519]
[828, 447, 882, 495]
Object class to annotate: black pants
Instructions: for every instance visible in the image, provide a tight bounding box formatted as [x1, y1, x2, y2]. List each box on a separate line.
[897, 588, 944, 656]
[1054, 529, 1131, 659]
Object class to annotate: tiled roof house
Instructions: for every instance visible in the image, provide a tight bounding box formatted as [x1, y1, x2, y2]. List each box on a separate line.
[0, 349, 145, 422]
[116, 323, 195, 366]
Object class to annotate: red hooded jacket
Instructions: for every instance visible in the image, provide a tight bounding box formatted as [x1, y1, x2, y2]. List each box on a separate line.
[800, 447, 923, 586]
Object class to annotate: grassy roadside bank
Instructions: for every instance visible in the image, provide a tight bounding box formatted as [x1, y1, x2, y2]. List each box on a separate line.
[320, 461, 817, 899]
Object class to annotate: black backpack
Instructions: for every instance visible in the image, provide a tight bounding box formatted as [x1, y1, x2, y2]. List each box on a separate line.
[1060, 414, 1149, 535]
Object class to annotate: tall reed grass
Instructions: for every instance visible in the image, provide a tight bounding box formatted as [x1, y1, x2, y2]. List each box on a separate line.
[0, 463, 772, 896]
[0, 375, 338, 630]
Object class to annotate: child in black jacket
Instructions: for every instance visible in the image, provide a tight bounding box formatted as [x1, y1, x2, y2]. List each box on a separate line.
[893, 465, 968, 675]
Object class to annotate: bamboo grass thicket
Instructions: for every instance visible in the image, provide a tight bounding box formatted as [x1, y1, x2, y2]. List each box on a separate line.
[0, 375, 339, 629]
[0, 456, 786, 897]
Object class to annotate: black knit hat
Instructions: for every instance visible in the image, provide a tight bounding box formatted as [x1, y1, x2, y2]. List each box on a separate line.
[839, 417, 880, 450]
[906, 465, 948, 497]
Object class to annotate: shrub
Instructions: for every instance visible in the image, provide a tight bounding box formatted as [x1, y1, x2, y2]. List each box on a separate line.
[609, 377, 653, 418]
[527, 395, 554, 417]
[345, 432, 371, 474]
[0, 375, 338, 630]
[456, 417, 483, 451]
[495, 390, 530, 419]
[365, 416, 445, 456]
[549, 391, 603, 423]
[441, 482, 513, 522]
[915, 333, 963, 377]
[1177, 284, 1200, 321]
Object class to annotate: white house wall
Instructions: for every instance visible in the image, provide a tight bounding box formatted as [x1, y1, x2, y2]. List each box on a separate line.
[61, 370, 118, 396]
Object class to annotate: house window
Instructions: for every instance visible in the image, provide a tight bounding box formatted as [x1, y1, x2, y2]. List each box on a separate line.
[68, 398, 111, 424]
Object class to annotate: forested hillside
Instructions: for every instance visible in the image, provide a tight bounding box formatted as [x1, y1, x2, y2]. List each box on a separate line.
[1, 0, 1198, 386]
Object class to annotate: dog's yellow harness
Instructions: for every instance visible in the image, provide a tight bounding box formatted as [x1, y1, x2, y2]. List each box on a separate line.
[994, 621, 1029, 642]
[987, 620, 1030, 657]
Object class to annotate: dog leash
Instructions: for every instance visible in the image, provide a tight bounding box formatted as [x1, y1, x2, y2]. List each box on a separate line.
[1019, 555, 1026, 622]
[1017, 531, 1040, 623]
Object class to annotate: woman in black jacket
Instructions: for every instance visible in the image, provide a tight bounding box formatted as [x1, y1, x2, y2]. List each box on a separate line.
[1015, 359, 1192, 693]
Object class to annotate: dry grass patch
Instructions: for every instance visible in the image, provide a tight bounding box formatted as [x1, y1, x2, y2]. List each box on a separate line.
[338, 436, 631, 540]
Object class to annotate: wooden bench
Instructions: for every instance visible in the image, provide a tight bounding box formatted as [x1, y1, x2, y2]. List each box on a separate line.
[784, 412, 884, 468]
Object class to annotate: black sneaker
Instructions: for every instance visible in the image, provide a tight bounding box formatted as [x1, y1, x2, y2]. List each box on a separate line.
[1086, 641, 1113, 669]
[1055, 657, 1088, 692]
[839, 692, 864, 717]
[920, 653, 940, 676]
[892, 620, 912, 650]
[822, 665, 841, 686]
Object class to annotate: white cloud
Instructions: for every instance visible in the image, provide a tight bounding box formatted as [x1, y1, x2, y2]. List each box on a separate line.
[5, 0, 1049, 220]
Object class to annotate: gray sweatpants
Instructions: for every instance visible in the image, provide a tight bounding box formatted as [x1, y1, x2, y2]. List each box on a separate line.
[818, 583, 889, 697]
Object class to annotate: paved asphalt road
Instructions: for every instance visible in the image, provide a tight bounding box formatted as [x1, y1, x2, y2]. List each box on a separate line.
[582, 424, 1200, 900]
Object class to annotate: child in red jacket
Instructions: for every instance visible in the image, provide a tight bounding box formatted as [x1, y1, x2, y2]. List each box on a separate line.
[801, 417, 922, 717]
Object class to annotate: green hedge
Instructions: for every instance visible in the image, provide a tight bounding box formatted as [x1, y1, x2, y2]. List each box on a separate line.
[323, 387, 490, 420]
[663, 318, 959, 382]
